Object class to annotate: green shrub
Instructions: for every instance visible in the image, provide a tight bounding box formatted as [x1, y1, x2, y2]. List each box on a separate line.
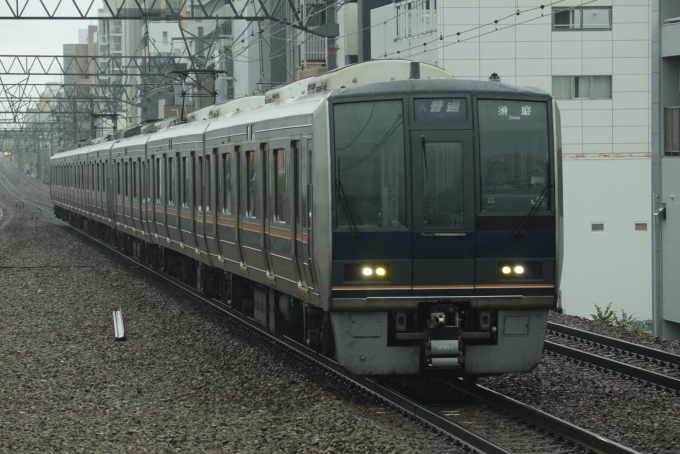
[591, 303, 638, 330]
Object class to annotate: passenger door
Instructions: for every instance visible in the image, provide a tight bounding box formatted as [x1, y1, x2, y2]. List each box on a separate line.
[411, 130, 475, 296]
[295, 137, 315, 290]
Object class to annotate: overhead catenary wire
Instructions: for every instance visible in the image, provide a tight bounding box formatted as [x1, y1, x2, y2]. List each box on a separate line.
[377, 0, 598, 61]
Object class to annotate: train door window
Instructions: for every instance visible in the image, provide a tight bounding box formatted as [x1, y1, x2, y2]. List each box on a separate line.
[205, 155, 211, 212]
[156, 158, 161, 202]
[422, 142, 464, 228]
[246, 150, 258, 218]
[103, 162, 107, 194]
[273, 148, 287, 223]
[197, 156, 203, 211]
[222, 152, 232, 214]
[96, 163, 99, 192]
[306, 139, 313, 228]
[146, 159, 151, 200]
[182, 157, 188, 208]
[117, 162, 121, 196]
[293, 141, 300, 224]
[141, 161, 145, 200]
[163, 155, 168, 203]
[133, 161, 138, 199]
[124, 161, 129, 198]
[192, 155, 197, 209]
[168, 157, 174, 205]
[213, 148, 219, 212]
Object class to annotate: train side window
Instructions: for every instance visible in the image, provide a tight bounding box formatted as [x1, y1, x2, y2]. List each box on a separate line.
[204, 155, 211, 212]
[168, 157, 174, 205]
[273, 148, 287, 223]
[222, 152, 232, 214]
[246, 150, 258, 218]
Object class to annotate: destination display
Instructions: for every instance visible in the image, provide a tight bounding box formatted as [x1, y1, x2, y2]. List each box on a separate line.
[414, 98, 467, 122]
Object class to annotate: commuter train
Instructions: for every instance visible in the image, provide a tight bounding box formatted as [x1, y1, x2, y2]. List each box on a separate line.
[50, 60, 563, 377]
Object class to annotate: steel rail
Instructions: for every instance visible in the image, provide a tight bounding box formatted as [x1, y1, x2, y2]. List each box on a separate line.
[544, 340, 680, 393]
[0, 167, 643, 454]
[547, 322, 680, 367]
[442, 379, 640, 454]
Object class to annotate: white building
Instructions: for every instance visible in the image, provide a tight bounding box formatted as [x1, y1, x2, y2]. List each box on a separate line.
[371, 0, 652, 320]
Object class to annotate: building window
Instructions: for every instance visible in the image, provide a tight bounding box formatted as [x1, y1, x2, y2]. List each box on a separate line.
[112, 36, 122, 52]
[665, 108, 680, 156]
[552, 76, 612, 100]
[112, 20, 122, 34]
[553, 7, 612, 30]
[394, 0, 436, 41]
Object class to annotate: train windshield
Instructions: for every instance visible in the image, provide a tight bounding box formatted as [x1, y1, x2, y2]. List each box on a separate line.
[478, 100, 550, 212]
[334, 100, 406, 228]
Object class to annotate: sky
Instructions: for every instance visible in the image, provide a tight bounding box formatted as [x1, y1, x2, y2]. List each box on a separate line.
[0, 1, 104, 86]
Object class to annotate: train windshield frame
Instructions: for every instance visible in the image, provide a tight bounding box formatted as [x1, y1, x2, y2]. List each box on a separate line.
[477, 98, 553, 215]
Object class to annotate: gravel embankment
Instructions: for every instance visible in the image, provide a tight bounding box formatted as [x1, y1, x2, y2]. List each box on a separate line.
[0, 171, 458, 452]
[549, 311, 680, 356]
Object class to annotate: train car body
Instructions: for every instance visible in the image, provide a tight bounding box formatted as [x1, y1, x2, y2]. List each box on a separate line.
[50, 60, 562, 377]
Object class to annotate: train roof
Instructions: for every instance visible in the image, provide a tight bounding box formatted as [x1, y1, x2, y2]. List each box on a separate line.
[328, 78, 552, 101]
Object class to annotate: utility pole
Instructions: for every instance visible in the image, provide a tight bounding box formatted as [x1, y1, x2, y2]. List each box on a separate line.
[326, 0, 338, 70]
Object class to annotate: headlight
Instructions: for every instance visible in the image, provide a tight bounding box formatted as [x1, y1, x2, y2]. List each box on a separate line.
[499, 262, 543, 279]
[344, 264, 389, 281]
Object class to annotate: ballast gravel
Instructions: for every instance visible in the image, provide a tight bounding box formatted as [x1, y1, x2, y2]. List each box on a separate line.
[0, 168, 459, 453]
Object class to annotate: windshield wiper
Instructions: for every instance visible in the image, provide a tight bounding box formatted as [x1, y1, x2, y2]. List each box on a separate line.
[515, 184, 552, 237]
[335, 179, 360, 238]
[421, 135, 429, 179]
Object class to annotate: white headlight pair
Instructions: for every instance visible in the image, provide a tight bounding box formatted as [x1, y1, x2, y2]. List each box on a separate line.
[501, 265, 524, 275]
[362, 266, 386, 277]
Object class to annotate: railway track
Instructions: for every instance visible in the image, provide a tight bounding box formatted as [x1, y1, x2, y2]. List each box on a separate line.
[0, 168, 53, 213]
[0, 165, 640, 454]
[546, 322, 680, 394]
[1, 161, 51, 197]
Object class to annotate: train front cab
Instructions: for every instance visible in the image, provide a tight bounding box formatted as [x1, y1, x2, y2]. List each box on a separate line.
[327, 80, 560, 377]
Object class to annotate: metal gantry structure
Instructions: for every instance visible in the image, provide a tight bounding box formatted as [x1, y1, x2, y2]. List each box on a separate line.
[0, 0, 340, 182]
